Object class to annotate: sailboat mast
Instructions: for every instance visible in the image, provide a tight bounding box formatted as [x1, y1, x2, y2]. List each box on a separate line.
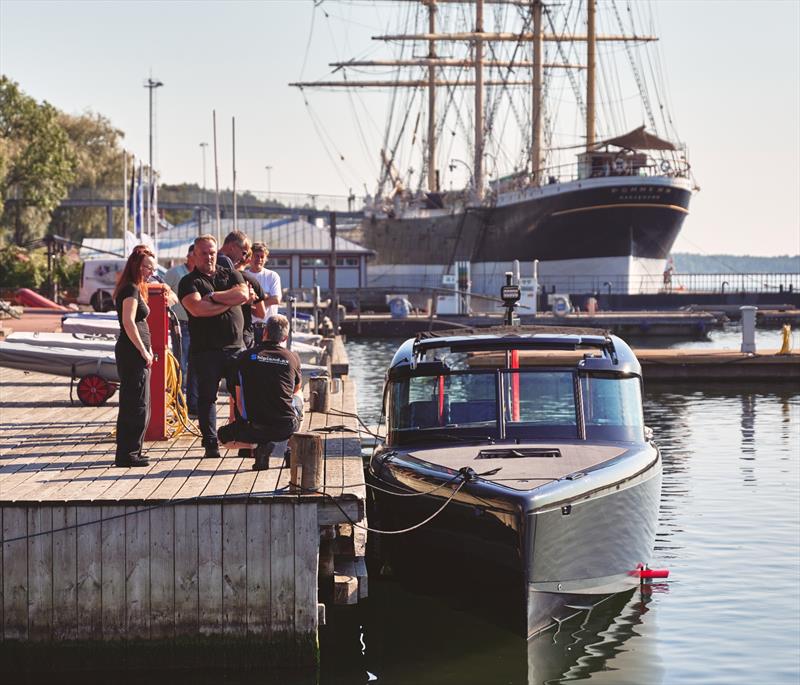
[474, 0, 484, 200]
[531, 0, 543, 185]
[427, 0, 437, 192]
[586, 0, 596, 150]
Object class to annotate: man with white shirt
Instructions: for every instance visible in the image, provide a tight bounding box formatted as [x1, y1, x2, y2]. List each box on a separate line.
[247, 242, 282, 344]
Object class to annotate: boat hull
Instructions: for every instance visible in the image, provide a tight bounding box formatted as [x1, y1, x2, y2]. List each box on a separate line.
[368, 443, 662, 638]
[358, 175, 692, 293]
[525, 457, 662, 637]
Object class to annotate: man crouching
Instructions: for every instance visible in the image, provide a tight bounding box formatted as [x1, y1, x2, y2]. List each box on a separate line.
[218, 314, 302, 470]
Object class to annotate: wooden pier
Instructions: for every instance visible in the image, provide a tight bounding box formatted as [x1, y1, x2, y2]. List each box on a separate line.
[469, 348, 800, 382]
[341, 309, 726, 338]
[0, 352, 366, 664]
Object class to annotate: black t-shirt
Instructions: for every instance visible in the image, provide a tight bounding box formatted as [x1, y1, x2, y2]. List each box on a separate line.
[241, 271, 265, 347]
[115, 283, 151, 351]
[178, 266, 245, 352]
[216, 254, 264, 345]
[235, 341, 301, 425]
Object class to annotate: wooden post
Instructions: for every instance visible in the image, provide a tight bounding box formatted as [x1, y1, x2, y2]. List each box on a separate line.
[289, 432, 323, 493]
[309, 376, 330, 413]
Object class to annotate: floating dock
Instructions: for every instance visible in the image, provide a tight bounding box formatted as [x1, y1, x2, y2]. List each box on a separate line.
[0, 349, 366, 666]
[468, 348, 800, 382]
[341, 310, 726, 338]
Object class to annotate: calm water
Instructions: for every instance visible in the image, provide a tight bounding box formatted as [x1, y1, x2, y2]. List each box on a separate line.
[328, 330, 800, 685]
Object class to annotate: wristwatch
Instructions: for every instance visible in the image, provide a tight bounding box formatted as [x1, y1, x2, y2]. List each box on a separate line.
[209, 293, 216, 304]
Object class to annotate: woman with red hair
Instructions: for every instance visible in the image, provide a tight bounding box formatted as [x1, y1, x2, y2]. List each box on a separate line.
[112, 245, 157, 467]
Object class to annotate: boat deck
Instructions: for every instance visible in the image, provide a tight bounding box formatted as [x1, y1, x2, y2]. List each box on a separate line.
[401, 442, 626, 490]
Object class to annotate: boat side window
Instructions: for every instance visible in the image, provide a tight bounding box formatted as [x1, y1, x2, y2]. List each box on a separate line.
[580, 374, 644, 442]
[503, 370, 579, 439]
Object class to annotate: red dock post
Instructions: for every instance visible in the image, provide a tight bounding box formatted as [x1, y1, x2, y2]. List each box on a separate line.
[145, 283, 169, 440]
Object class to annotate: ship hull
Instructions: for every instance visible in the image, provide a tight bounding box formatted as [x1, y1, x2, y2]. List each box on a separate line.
[360, 175, 692, 293]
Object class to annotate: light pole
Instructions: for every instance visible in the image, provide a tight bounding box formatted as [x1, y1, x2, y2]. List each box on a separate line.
[144, 77, 163, 235]
[265, 165, 272, 201]
[200, 142, 208, 205]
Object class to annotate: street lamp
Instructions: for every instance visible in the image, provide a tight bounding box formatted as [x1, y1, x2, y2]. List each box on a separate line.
[265, 165, 273, 201]
[144, 77, 163, 235]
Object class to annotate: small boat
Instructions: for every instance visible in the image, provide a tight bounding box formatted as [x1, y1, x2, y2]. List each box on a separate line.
[367, 292, 661, 638]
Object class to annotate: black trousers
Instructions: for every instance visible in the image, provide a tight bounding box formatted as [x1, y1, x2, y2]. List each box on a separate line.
[192, 347, 241, 447]
[115, 344, 151, 461]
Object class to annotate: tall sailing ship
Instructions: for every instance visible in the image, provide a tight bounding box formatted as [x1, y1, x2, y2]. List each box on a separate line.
[292, 0, 696, 297]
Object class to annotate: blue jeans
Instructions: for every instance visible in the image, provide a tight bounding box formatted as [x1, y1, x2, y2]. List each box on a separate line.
[178, 321, 198, 413]
[192, 347, 242, 446]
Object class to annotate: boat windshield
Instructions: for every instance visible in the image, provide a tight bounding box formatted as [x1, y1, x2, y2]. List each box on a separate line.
[387, 369, 644, 444]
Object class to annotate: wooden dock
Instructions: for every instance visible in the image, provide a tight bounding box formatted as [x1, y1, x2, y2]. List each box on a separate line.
[0, 354, 366, 663]
[341, 309, 726, 338]
[468, 347, 800, 382]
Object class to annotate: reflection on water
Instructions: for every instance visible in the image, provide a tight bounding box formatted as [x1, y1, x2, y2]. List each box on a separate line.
[344, 338, 800, 685]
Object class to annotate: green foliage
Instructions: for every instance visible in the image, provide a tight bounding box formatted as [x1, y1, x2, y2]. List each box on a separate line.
[0, 76, 76, 244]
[50, 111, 126, 242]
[0, 244, 47, 288]
[0, 244, 81, 291]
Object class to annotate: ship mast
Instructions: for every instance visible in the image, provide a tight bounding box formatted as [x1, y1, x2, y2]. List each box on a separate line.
[586, 0, 596, 150]
[474, 0, 484, 200]
[427, 1, 437, 192]
[531, 0, 543, 185]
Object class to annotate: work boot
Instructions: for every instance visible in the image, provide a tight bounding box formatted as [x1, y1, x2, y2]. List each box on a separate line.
[115, 454, 149, 467]
[238, 448, 253, 459]
[202, 441, 221, 459]
[252, 443, 274, 471]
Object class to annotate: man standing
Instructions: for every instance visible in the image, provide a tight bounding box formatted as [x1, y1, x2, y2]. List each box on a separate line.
[218, 230, 267, 349]
[248, 242, 282, 344]
[178, 234, 248, 459]
[218, 315, 302, 470]
[164, 244, 198, 415]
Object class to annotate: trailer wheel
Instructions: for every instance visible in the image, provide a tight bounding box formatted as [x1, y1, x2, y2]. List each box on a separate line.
[90, 289, 114, 312]
[77, 374, 114, 406]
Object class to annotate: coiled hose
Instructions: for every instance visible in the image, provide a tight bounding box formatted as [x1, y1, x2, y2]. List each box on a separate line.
[165, 350, 202, 438]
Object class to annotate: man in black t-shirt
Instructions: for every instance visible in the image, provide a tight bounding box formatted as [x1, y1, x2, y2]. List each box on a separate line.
[218, 314, 302, 470]
[217, 230, 266, 348]
[178, 234, 249, 458]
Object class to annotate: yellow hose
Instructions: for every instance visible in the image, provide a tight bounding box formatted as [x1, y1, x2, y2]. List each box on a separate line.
[778, 324, 792, 355]
[165, 350, 202, 438]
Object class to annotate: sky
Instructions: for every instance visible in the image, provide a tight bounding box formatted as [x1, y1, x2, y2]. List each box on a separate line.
[1, 0, 798, 257]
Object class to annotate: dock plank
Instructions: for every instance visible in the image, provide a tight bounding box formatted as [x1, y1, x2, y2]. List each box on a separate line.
[197, 502, 223, 635]
[52, 505, 78, 641]
[2, 506, 28, 640]
[76, 505, 103, 640]
[150, 505, 175, 639]
[174, 503, 199, 635]
[28, 506, 53, 640]
[222, 504, 247, 635]
[100, 505, 126, 639]
[125, 505, 150, 639]
[245, 502, 271, 635]
[270, 502, 294, 635]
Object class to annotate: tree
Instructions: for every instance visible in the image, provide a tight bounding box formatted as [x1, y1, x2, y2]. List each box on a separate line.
[0, 76, 76, 245]
[50, 111, 126, 242]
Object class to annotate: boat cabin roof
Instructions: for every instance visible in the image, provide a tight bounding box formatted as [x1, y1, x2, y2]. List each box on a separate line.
[388, 326, 641, 377]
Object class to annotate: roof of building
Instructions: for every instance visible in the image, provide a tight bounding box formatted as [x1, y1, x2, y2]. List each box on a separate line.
[157, 217, 373, 260]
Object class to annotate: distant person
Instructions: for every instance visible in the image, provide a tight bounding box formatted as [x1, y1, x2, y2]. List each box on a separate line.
[663, 258, 675, 292]
[247, 242, 282, 343]
[164, 243, 198, 415]
[178, 234, 248, 459]
[112, 245, 157, 467]
[218, 315, 302, 470]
